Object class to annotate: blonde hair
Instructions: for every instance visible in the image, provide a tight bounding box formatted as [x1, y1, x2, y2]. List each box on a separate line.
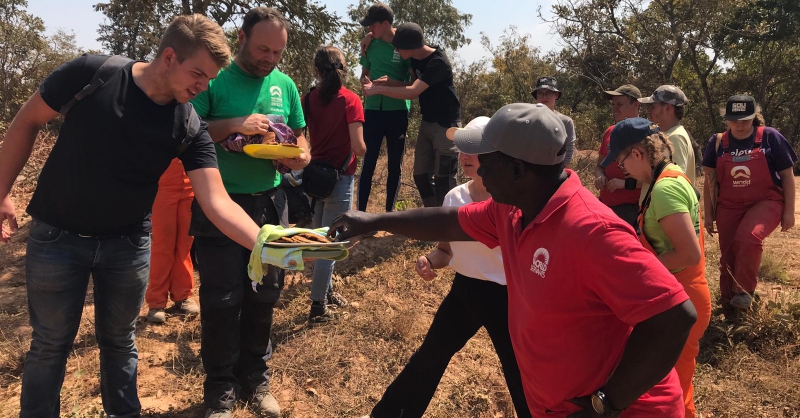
[156, 14, 230, 67]
[630, 131, 674, 168]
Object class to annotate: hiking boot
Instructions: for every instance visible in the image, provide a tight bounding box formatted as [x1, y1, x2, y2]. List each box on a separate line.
[147, 308, 166, 323]
[730, 293, 753, 309]
[174, 297, 200, 314]
[309, 301, 339, 325]
[249, 388, 281, 417]
[204, 408, 232, 418]
[326, 289, 349, 308]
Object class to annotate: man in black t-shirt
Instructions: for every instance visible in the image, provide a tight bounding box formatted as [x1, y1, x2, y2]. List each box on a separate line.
[0, 15, 265, 418]
[363, 22, 461, 207]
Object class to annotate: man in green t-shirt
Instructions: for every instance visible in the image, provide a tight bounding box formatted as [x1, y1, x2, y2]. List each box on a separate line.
[357, 2, 413, 213]
[639, 85, 699, 202]
[189, 7, 308, 418]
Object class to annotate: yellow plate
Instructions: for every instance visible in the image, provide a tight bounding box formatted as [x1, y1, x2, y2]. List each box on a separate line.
[243, 144, 303, 160]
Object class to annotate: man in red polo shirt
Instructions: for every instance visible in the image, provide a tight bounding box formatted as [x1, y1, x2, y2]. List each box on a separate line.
[329, 103, 696, 418]
[595, 84, 643, 228]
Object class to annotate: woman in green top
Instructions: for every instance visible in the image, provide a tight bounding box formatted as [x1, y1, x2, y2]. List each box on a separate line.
[602, 117, 711, 418]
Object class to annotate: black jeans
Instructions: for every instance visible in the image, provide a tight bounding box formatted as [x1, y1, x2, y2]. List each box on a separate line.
[189, 190, 288, 409]
[371, 273, 531, 418]
[359, 109, 408, 212]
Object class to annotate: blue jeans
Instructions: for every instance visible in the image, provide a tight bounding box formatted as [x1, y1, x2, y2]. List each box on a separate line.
[310, 174, 354, 302]
[21, 219, 151, 418]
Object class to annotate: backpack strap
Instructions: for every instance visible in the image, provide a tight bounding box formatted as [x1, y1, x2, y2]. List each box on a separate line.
[176, 103, 201, 156]
[60, 55, 133, 116]
[754, 126, 765, 149]
[716, 132, 727, 153]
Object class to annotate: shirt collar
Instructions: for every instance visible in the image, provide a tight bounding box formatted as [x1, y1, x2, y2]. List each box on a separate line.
[528, 170, 583, 227]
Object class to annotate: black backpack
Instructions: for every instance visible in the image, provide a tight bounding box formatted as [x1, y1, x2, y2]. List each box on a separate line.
[60, 55, 200, 155]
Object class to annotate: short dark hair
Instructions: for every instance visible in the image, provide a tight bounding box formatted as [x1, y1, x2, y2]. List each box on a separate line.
[674, 105, 685, 120]
[242, 7, 290, 37]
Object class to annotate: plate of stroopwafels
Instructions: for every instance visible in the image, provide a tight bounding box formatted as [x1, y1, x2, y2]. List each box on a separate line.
[265, 231, 349, 248]
[242, 131, 303, 160]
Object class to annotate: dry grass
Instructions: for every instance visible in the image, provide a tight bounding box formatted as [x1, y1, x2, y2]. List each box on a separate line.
[0, 140, 798, 417]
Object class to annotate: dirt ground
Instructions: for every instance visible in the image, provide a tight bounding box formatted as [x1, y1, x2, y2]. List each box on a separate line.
[0, 148, 798, 417]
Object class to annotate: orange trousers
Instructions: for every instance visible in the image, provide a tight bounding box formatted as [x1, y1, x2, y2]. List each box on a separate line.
[674, 272, 712, 418]
[637, 167, 712, 418]
[145, 159, 195, 309]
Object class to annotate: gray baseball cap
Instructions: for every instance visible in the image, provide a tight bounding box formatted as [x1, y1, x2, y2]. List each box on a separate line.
[639, 85, 687, 106]
[451, 103, 567, 165]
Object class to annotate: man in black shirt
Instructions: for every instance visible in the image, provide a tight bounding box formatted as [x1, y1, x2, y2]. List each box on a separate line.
[0, 15, 264, 418]
[363, 22, 461, 207]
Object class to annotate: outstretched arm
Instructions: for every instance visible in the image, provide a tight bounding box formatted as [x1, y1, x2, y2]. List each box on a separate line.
[328, 207, 474, 243]
[187, 167, 261, 249]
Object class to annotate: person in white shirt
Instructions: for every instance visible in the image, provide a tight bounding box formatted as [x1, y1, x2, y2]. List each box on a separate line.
[361, 117, 531, 418]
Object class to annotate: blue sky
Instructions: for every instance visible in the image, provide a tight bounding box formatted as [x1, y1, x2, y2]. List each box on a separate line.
[27, 0, 561, 64]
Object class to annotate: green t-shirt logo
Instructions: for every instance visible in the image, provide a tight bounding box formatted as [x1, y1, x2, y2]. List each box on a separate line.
[270, 86, 283, 113]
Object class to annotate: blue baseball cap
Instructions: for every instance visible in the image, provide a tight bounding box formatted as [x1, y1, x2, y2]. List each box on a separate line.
[599, 118, 660, 168]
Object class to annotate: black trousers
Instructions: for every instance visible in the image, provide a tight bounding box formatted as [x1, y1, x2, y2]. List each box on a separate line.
[359, 109, 409, 212]
[371, 273, 532, 418]
[189, 190, 287, 409]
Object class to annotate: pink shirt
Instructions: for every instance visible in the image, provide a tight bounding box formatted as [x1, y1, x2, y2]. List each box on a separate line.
[458, 170, 688, 417]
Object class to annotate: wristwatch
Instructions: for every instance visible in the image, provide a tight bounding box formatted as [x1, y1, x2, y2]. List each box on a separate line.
[591, 390, 621, 417]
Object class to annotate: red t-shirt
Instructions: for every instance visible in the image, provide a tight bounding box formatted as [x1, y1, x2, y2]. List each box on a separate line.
[598, 125, 641, 206]
[302, 87, 365, 175]
[458, 171, 688, 418]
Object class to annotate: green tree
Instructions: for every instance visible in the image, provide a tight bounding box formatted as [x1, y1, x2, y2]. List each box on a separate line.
[0, 0, 81, 126]
[94, 0, 341, 89]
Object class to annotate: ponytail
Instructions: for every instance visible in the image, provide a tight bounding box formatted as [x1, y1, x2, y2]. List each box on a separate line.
[313, 46, 347, 105]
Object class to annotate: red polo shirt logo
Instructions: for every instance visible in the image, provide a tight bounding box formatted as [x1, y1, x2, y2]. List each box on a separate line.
[531, 247, 550, 278]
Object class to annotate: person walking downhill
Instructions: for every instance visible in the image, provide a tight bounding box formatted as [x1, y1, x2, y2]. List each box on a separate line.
[302, 46, 367, 324]
[146, 158, 199, 323]
[703, 95, 797, 310]
[603, 118, 712, 418]
[362, 117, 531, 418]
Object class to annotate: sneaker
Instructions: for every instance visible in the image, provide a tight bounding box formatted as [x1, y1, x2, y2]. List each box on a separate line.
[147, 308, 166, 323]
[309, 301, 339, 325]
[326, 289, 349, 308]
[730, 293, 753, 309]
[249, 388, 281, 417]
[174, 298, 200, 315]
[204, 408, 232, 418]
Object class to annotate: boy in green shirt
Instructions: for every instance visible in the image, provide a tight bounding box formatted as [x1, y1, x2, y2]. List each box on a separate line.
[357, 3, 413, 212]
[189, 7, 308, 418]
